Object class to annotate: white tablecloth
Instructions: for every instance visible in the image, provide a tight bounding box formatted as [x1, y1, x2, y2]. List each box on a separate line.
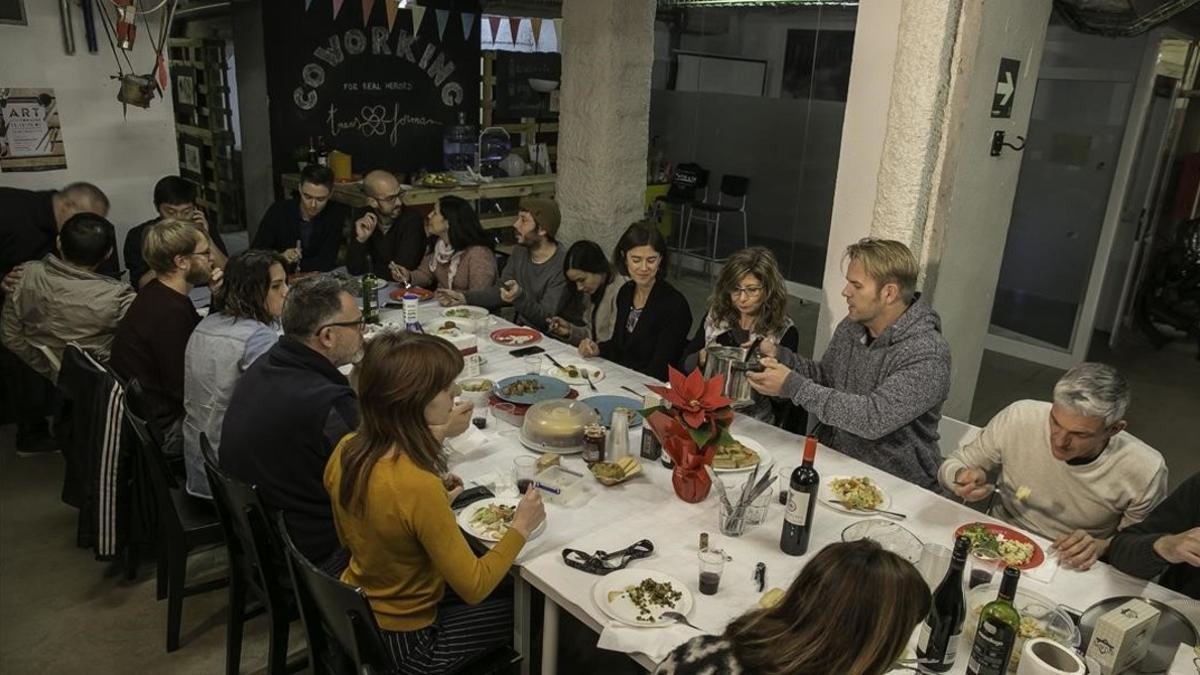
[391, 296, 1189, 673]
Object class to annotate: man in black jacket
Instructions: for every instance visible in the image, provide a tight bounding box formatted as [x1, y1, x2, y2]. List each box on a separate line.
[0, 182, 113, 455]
[253, 164, 345, 273]
[345, 169, 425, 278]
[218, 274, 363, 574]
[1107, 472, 1200, 599]
[125, 176, 228, 291]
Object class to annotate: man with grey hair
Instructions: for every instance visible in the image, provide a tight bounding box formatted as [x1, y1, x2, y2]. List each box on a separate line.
[939, 362, 1167, 570]
[218, 274, 364, 574]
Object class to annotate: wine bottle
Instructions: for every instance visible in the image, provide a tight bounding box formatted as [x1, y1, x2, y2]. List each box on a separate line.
[780, 436, 819, 556]
[306, 136, 318, 166]
[362, 274, 380, 325]
[965, 567, 1021, 675]
[917, 536, 971, 671]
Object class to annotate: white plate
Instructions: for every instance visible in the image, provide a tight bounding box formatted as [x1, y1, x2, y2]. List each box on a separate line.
[548, 364, 605, 386]
[712, 436, 772, 474]
[442, 305, 490, 321]
[456, 497, 544, 543]
[518, 434, 585, 455]
[819, 475, 893, 516]
[592, 568, 694, 629]
[429, 317, 475, 335]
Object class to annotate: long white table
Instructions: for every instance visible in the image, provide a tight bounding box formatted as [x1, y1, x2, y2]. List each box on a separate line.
[386, 295, 1191, 675]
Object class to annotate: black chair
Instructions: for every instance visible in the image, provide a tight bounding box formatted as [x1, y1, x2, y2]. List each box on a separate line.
[123, 381, 227, 652]
[683, 174, 750, 264]
[201, 436, 304, 675]
[654, 163, 709, 251]
[275, 511, 521, 675]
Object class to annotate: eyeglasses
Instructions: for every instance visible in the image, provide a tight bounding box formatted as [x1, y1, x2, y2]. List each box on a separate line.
[190, 248, 213, 259]
[562, 539, 654, 575]
[371, 191, 403, 204]
[317, 316, 367, 332]
[730, 286, 764, 298]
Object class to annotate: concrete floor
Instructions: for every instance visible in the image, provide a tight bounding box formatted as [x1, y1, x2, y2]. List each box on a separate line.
[2, 276, 1196, 673]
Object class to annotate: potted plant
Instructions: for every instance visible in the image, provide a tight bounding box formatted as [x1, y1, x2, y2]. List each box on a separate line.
[642, 367, 734, 503]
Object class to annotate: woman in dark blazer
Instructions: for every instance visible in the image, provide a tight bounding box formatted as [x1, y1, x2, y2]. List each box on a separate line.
[579, 222, 691, 381]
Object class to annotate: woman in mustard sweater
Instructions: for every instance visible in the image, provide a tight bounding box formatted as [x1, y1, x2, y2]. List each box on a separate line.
[325, 332, 544, 673]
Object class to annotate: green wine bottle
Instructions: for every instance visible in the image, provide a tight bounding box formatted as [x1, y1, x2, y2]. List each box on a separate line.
[362, 273, 380, 325]
[965, 567, 1021, 675]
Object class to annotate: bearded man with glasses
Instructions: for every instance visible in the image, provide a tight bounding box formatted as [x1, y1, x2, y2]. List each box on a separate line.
[346, 169, 426, 278]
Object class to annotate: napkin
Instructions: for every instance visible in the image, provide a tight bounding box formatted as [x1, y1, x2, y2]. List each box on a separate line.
[446, 425, 487, 456]
[1025, 552, 1060, 584]
[596, 621, 701, 663]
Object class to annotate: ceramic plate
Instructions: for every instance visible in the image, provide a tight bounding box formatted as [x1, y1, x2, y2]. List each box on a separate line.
[549, 363, 605, 386]
[581, 395, 642, 427]
[712, 436, 771, 474]
[954, 522, 1045, 570]
[457, 498, 545, 543]
[490, 327, 542, 346]
[818, 476, 893, 516]
[591, 568, 694, 629]
[442, 306, 490, 320]
[492, 374, 571, 405]
[518, 434, 585, 455]
[841, 519, 923, 563]
[389, 287, 434, 301]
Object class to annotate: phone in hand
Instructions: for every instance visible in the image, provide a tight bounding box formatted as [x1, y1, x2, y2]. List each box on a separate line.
[510, 345, 546, 358]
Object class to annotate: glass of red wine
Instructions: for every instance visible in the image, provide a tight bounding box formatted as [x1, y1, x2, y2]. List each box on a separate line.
[697, 549, 725, 595]
[513, 456, 538, 494]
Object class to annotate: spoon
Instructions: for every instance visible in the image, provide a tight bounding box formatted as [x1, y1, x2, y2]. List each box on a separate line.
[659, 611, 704, 632]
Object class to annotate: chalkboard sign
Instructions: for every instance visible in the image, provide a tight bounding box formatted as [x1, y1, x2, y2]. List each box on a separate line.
[263, 0, 481, 182]
[492, 51, 560, 120]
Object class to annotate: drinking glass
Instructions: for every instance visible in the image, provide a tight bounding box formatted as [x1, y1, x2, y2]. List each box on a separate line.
[524, 355, 542, 375]
[919, 543, 952, 589]
[718, 500, 748, 537]
[513, 456, 538, 494]
[697, 549, 725, 595]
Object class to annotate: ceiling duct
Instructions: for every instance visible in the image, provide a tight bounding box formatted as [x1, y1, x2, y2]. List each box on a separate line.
[1054, 0, 1200, 36]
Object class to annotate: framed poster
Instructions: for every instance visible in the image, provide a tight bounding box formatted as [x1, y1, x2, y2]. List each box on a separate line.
[179, 137, 204, 181]
[172, 66, 197, 114]
[0, 0, 26, 26]
[0, 88, 67, 172]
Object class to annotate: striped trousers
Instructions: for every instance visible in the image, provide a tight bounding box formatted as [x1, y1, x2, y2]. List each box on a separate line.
[379, 584, 513, 675]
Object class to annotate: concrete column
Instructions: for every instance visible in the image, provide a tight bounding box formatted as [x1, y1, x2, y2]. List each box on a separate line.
[817, 0, 1053, 420]
[555, 0, 656, 253]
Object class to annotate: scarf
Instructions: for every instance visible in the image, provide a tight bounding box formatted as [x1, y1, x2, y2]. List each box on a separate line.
[428, 238, 463, 289]
[703, 312, 794, 347]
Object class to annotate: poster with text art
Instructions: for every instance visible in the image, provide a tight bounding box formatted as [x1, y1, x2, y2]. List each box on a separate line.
[263, 0, 481, 184]
[0, 88, 67, 172]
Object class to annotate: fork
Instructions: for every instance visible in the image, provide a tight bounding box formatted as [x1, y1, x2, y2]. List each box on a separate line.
[830, 500, 908, 520]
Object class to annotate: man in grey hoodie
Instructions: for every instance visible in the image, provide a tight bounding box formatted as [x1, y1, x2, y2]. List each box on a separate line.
[747, 238, 951, 491]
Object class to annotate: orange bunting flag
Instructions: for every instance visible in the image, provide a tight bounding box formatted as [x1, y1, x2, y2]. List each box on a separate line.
[384, 0, 397, 30]
[332, 0, 346, 19]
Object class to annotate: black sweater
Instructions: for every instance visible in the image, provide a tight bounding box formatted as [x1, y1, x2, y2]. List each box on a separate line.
[1106, 472, 1200, 599]
[0, 187, 119, 282]
[219, 336, 359, 563]
[344, 207, 426, 277]
[252, 198, 347, 273]
[598, 280, 692, 381]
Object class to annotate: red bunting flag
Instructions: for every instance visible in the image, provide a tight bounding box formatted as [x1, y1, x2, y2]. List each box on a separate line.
[332, 0, 346, 19]
[486, 15, 501, 43]
[507, 17, 521, 44]
[361, 0, 375, 26]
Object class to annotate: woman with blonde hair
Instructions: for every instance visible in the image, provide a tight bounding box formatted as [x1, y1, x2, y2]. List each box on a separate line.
[324, 332, 544, 673]
[681, 247, 800, 426]
[655, 540, 930, 675]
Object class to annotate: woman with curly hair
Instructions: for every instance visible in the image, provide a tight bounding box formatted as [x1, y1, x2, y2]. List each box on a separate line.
[681, 247, 800, 426]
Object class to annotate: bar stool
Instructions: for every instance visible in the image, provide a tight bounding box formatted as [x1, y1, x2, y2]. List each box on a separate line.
[653, 163, 709, 251]
[682, 174, 750, 270]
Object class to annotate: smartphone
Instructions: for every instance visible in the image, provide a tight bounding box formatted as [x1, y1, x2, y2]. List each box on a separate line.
[510, 345, 546, 358]
[383, 301, 404, 309]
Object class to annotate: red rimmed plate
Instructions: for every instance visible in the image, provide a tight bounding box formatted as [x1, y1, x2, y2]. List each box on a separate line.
[388, 287, 434, 301]
[490, 327, 541, 346]
[954, 522, 1045, 570]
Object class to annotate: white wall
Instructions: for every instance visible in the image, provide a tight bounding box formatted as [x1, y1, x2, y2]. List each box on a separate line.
[0, 1, 179, 257]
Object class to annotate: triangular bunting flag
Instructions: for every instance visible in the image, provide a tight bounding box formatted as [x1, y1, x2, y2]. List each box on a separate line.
[332, 0, 346, 19]
[553, 18, 563, 49]
[155, 51, 168, 92]
[304, 0, 314, 11]
[361, 0, 375, 27]
[460, 12, 475, 39]
[412, 6, 426, 34]
[531, 18, 543, 47]
[384, 0, 397, 31]
[487, 15, 502, 43]
[435, 9, 448, 41]
[508, 17, 521, 44]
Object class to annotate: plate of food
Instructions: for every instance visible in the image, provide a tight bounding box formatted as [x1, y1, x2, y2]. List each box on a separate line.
[363, 276, 389, 291]
[549, 363, 605, 386]
[493, 374, 571, 405]
[590, 456, 642, 486]
[712, 436, 770, 473]
[456, 498, 544, 543]
[591, 569, 694, 629]
[819, 476, 891, 515]
[443, 306, 490, 320]
[421, 172, 459, 188]
[388, 287, 434, 301]
[430, 318, 474, 337]
[954, 522, 1044, 570]
[490, 327, 541, 346]
[580, 395, 641, 427]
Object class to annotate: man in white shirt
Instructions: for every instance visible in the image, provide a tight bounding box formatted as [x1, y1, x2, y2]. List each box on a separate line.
[940, 362, 1167, 571]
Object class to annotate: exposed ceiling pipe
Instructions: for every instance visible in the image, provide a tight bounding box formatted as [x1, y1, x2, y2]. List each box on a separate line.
[1054, 0, 1200, 37]
[174, 1, 230, 21]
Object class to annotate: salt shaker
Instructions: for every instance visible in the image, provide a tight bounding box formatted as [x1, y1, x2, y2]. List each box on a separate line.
[608, 407, 631, 462]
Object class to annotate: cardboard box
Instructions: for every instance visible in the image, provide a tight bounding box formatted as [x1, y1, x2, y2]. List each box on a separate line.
[1085, 599, 1160, 675]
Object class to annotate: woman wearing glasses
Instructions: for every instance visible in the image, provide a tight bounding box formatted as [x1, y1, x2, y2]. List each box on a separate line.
[681, 247, 800, 426]
[578, 221, 692, 380]
[388, 195, 497, 295]
[325, 332, 545, 674]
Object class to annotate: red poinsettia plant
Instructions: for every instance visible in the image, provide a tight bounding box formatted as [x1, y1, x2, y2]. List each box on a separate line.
[641, 366, 735, 471]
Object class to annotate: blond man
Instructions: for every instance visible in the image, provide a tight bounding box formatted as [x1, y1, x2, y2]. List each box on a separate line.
[111, 219, 218, 452]
[748, 238, 951, 490]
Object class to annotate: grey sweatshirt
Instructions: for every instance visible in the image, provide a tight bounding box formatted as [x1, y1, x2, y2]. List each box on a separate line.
[778, 296, 951, 491]
[465, 244, 567, 332]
